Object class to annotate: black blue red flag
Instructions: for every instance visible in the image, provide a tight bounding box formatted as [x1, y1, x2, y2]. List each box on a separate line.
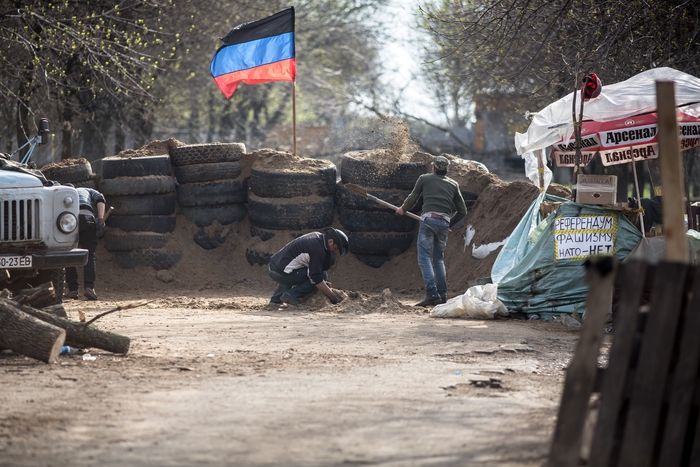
[210, 7, 296, 99]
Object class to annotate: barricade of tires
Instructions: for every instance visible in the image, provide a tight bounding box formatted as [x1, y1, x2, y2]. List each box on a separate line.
[336, 151, 425, 268]
[245, 150, 337, 266]
[99, 154, 182, 270]
[170, 143, 247, 250]
[40, 158, 98, 188]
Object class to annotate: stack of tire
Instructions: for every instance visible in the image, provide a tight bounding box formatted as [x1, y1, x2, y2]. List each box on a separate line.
[169, 143, 247, 250]
[40, 158, 98, 188]
[246, 150, 337, 266]
[99, 155, 182, 270]
[336, 152, 425, 268]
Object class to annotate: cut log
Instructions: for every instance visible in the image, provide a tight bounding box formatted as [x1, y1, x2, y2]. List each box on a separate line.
[0, 300, 65, 363]
[41, 304, 67, 318]
[12, 282, 55, 307]
[1, 299, 130, 354]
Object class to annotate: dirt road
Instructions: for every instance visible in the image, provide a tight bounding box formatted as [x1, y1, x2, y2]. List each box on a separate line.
[0, 288, 579, 467]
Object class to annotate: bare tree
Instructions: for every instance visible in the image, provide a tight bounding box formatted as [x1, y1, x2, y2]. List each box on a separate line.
[0, 0, 180, 161]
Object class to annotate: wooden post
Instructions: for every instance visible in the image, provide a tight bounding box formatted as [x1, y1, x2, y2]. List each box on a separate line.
[537, 149, 545, 192]
[292, 81, 297, 157]
[656, 81, 689, 262]
[631, 154, 645, 233]
[548, 257, 617, 466]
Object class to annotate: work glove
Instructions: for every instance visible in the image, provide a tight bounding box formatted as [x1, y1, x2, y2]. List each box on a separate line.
[96, 218, 105, 233]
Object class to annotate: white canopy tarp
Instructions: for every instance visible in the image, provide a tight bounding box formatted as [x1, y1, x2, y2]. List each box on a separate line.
[515, 67, 700, 156]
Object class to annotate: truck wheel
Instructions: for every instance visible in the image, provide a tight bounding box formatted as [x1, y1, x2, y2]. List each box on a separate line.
[193, 228, 234, 250]
[247, 193, 334, 230]
[101, 155, 172, 179]
[245, 248, 271, 266]
[340, 152, 426, 190]
[98, 176, 176, 196]
[113, 249, 182, 270]
[174, 162, 242, 184]
[338, 208, 416, 233]
[169, 143, 245, 166]
[40, 159, 93, 184]
[334, 183, 410, 212]
[104, 231, 171, 251]
[175, 178, 248, 207]
[180, 204, 247, 227]
[250, 164, 336, 198]
[354, 254, 392, 268]
[105, 215, 176, 233]
[107, 193, 176, 216]
[347, 231, 414, 256]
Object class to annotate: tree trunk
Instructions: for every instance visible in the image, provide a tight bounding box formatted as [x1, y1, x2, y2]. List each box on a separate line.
[13, 282, 56, 307]
[0, 300, 65, 364]
[14, 302, 130, 354]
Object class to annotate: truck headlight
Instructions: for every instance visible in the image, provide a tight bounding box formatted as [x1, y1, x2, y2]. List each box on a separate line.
[57, 212, 78, 233]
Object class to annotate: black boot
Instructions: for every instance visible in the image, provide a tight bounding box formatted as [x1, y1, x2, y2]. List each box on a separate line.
[415, 293, 441, 307]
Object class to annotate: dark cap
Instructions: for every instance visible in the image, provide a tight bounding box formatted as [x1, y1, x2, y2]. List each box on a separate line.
[325, 228, 349, 256]
[432, 155, 450, 170]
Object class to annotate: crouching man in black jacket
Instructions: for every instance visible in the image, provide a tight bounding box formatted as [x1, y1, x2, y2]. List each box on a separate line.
[267, 227, 349, 306]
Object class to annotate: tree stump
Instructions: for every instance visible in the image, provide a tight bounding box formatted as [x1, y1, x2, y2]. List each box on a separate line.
[11, 300, 130, 354]
[0, 300, 65, 363]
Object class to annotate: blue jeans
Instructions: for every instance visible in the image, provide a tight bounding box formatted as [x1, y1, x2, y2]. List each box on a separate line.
[268, 264, 327, 303]
[417, 217, 449, 297]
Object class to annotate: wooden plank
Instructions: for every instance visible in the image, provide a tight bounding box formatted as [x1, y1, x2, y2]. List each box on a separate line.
[589, 260, 650, 467]
[548, 256, 617, 467]
[618, 261, 690, 467]
[689, 409, 700, 465]
[659, 266, 700, 466]
[656, 81, 689, 262]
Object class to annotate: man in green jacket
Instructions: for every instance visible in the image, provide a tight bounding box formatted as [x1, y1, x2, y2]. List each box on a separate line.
[396, 156, 467, 307]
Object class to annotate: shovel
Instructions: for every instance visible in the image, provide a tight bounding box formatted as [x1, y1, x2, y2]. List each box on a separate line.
[344, 184, 422, 221]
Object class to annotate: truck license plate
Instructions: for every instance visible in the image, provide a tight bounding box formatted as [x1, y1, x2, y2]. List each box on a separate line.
[0, 255, 32, 268]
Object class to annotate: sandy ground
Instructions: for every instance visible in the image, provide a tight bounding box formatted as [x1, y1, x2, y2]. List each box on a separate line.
[0, 285, 581, 467]
[2, 143, 585, 466]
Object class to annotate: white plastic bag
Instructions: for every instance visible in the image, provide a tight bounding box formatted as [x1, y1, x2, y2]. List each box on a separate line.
[430, 284, 508, 319]
[462, 284, 508, 319]
[429, 295, 466, 318]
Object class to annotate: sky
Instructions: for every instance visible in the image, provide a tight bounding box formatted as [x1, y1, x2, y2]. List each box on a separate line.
[378, 1, 439, 122]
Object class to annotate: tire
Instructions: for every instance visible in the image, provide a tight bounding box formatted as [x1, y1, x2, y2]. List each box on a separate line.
[334, 183, 410, 212]
[101, 155, 172, 179]
[340, 152, 426, 190]
[104, 231, 171, 251]
[245, 248, 271, 266]
[174, 162, 242, 184]
[193, 228, 233, 250]
[98, 176, 176, 196]
[180, 203, 247, 227]
[113, 249, 182, 270]
[250, 225, 277, 242]
[338, 208, 416, 233]
[106, 215, 176, 233]
[40, 159, 93, 184]
[355, 254, 392, 269]
[107, 193, 176, 216]
[250, 165, 336, 198]
[169, 143, 245, 166]
[247, 193, 334, 230]
[176, 178, 248, 207]
[73, 177, 97, 189]
[347, 231, 414, 256]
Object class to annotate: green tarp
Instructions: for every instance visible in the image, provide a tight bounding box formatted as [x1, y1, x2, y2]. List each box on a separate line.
[491, 192, 643, 318]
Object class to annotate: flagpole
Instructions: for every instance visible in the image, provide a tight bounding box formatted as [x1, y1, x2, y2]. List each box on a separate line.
[292, 81, 297, 156]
